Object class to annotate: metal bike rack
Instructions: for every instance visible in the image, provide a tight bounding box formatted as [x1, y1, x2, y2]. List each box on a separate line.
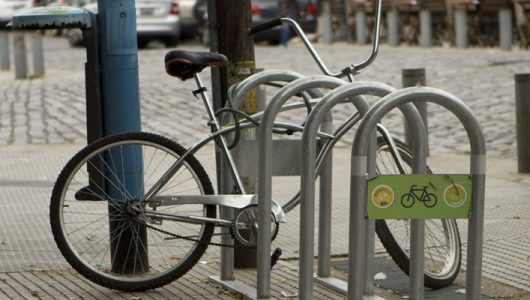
[348, 87, 485, 300]
[299, 81, 428, 299]
[210, 70, 336, 297]
[255, 75, 349, 298]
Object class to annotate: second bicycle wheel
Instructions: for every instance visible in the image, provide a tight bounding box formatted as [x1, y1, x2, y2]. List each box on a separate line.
[50, 132, 216, 291]
[374, 137, 461, 289]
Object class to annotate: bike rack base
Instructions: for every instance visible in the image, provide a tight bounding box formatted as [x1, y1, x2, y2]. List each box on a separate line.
[209, 276, 257, 300]
[211, 275, 388, 300]
[315, 275, 388, 300]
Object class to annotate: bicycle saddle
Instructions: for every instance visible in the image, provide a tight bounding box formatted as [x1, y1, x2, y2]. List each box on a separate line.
[165, 50, 228, 80]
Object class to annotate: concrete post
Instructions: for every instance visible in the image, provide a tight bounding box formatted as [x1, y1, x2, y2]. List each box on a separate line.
[0, 32, 9, 70]
[319, 0, 333, 44]
[499, 9, 512, 50]
[420, 10, 432, 47]
[455, 9, 468, 48]
[515, 73, 530, 173]
[356, 11, 367, 45]
[13, 32, 28, 79]
[402, 68, 428, 155]
[30, 32, 44, 77]
[387, 10, 400, 46]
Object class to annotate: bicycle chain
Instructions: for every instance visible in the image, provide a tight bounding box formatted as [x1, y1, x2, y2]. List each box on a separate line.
[136, 219, 236, 248]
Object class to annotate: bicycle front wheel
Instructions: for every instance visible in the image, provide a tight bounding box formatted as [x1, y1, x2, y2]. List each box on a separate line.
[374, 137, 461, 289]
[50, 132, 216, 291]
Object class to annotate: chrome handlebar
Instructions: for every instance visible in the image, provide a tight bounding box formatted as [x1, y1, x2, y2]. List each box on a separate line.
[249, 0, 383, 79]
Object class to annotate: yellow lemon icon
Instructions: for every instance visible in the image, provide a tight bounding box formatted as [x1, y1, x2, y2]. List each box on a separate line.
[372, 185, 394, 209]
[443, 184, 467, 208]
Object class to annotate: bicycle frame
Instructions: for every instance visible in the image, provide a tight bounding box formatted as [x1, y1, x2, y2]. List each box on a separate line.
[408, 185, 429, 200]
[144, 73, 405, 221]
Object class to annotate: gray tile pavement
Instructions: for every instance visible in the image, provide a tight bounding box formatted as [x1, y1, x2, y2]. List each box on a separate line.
[0, 37, 529, 298]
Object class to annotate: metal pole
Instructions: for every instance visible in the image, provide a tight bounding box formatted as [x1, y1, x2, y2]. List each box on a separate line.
[402, 68, 428, 155]
[0, 32, 9, 70]
[387, 10, 400, 46]
[466, 173, 486, 300]
[30, 32, 44, 77]
[98, 0, 146, 273]
[455, 9, 468, 48]
[356, 11, 367, 45]
[420, 10, 432, 48]
[363, 132, 377, 295]
[516, 73, 530, 173]
[499, 9, 512, 50]
[318, 116, 333, 277]
[13, 32, 27, 79]
[409, 219, 425, 299]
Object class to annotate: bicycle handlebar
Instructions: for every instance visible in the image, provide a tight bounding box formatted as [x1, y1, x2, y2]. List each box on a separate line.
[248, 18, 283, 35]
[248, 0, 383, 79]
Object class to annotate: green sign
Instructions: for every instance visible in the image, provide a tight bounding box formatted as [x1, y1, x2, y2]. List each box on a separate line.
[367, 174, 472, 219]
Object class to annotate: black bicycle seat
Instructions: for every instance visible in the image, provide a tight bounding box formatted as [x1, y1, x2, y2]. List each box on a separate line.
[165, 50, 228, 80]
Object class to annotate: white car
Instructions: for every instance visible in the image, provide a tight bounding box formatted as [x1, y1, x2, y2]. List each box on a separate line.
[66, 0, 181, 47]
[136, 0, 181, 46]
[179, 0, 204, 38]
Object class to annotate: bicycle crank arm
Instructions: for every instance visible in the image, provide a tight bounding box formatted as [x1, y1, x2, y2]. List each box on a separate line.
[148, 195, 286, 223]
[144, 210, 233, 227]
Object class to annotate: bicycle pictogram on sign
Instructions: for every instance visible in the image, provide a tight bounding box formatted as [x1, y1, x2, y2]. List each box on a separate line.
[400, 183, 438, 208]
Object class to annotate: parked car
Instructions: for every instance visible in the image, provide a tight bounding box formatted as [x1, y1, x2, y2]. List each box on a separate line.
[0, 0, 35, 29]
[135, 0, 181, 46]
[66, 0, 181, 47]
[179, 0, 203, 38]
[251, 0, 317, 44]
[194, 0, 317, 45]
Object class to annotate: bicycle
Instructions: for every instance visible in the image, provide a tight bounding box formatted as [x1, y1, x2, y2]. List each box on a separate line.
[49, 8, 461, 292]
[401, 184, 438, 208]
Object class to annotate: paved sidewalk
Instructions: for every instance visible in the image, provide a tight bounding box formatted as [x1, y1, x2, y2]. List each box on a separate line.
[0, 36, 529, 298]
[0, 145, 529, 299]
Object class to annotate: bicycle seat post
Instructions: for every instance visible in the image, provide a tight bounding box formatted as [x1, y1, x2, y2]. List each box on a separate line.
[192, 72, 247, 195]
[193, 73, 222, 132]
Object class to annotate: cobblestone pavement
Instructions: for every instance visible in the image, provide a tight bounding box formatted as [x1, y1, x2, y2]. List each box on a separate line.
[1, 36, 530, 157]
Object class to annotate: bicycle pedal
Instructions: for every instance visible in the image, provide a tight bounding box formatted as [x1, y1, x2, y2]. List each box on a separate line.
[271, 247, 282, 269]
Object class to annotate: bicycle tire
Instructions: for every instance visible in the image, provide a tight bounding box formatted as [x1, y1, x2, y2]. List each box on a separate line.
[374, 137, 461, 289]
[50, 132, 216, 292]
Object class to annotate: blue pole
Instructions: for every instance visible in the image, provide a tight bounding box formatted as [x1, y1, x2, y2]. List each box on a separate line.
[98, 0, 141, 134]
[97, 0, 146, 273]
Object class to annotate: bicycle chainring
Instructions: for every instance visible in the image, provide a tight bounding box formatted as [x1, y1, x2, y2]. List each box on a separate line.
[230, 204, 279, 248]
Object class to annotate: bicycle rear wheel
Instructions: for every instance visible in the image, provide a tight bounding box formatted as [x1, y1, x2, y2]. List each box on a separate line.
[374, 137, 461, 289]
[50, 132, 215, 291]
